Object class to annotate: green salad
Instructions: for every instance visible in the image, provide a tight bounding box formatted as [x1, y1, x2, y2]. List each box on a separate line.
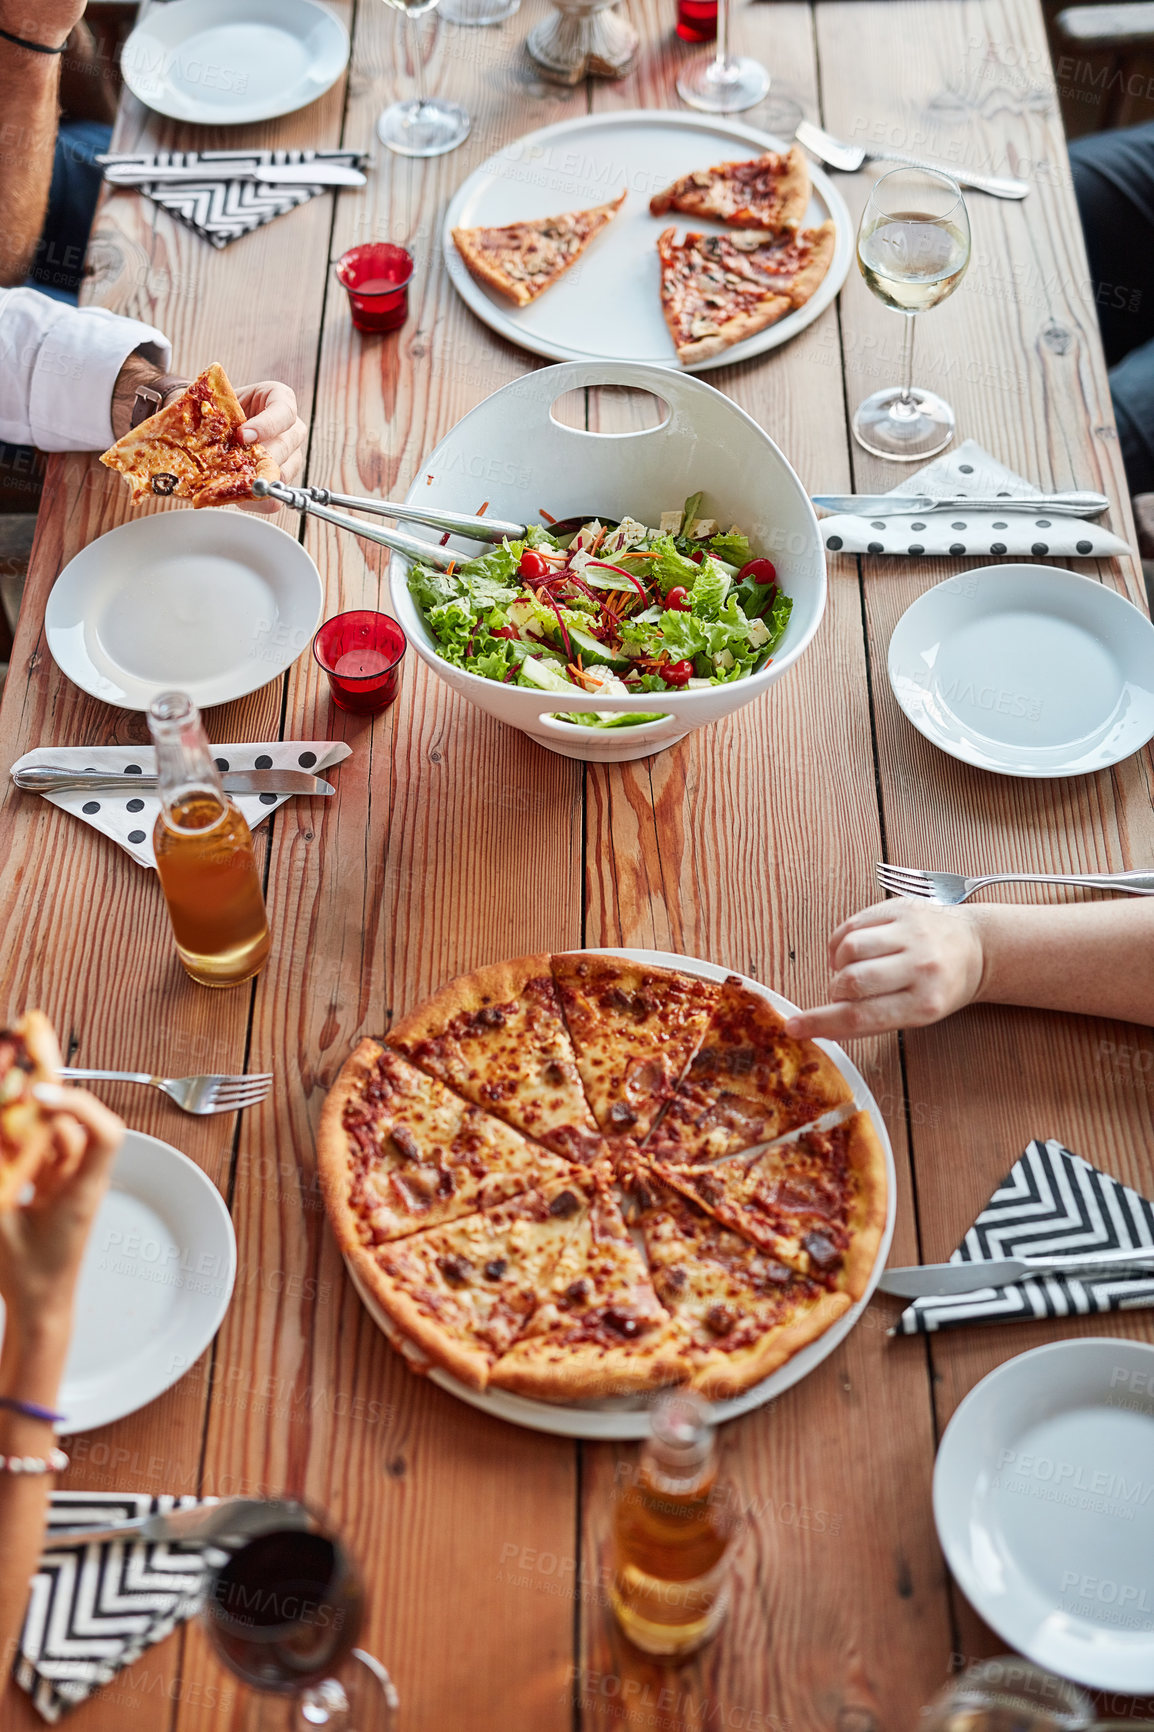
[407, 492, 793, 729]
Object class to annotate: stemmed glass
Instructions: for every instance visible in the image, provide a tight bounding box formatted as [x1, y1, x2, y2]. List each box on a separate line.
[677, 0, 769, 113]
[377, 0, 470, 159]
[201, 1502, 398, 1731]
[852, 166, 971, 460]
[922, 1657, 1154, 1732]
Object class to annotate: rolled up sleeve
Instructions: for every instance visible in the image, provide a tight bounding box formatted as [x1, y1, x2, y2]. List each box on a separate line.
[0, 287, 171, 452]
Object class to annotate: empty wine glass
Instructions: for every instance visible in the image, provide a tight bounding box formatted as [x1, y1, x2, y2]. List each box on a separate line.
[377, 0, 470, 158]
[853, 166, 971, 460]
[202, 1502, 398, 1731]
[677, 0, 769, 113]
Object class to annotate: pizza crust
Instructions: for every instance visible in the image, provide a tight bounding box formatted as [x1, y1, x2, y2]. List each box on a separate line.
[836, 1109, 889, 1303]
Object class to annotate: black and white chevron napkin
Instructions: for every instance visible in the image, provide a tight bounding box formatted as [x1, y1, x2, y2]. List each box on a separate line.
[100, 150, 369, 248]
[15, 1494, 218, 1723]
[895, 1138, 1154, 1335]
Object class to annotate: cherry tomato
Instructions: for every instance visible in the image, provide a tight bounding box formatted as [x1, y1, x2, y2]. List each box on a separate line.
[689, 549, 705, 565]
[737, 557, 777, 585]
[519, 548, 550, 580]
[663, 659, 695, 688]
[664, 586, 690, 612]
[490, 625, 517, 639]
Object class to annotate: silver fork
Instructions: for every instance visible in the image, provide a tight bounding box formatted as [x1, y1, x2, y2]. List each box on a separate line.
[794, 119, 1030, 200]
[876, 862, 1154, 906]
[62, 1067, 273, 1115]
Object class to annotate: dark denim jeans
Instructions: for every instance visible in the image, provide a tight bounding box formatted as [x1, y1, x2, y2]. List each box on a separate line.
[23, 117, 113, 304]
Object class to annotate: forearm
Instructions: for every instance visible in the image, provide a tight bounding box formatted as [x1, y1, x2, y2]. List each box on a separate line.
[0, 31, 68, 287]
[0, 1317, 72, 1669]
[972, 898, 1154, 1026]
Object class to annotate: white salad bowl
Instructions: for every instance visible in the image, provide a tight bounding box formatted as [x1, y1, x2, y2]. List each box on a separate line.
[388, 361, 827, 762]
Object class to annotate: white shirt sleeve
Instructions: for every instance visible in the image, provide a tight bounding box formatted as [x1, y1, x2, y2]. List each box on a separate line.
[0, 287, 172, 453]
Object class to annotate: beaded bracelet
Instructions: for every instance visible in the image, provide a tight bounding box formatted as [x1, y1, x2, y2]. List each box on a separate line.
[0, 25, 69, 54]
[0, 1395, 67, 1424]
[0, 1448, 69, 1475]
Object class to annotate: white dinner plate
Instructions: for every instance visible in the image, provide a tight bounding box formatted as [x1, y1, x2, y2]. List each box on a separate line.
[443, 112, 852, 374]
[121, 0, 350, 126]
[345, 948, 896, 1439]
[45, 510, 323, 711]
[888, 564, 1154, 777]
[935, 1339, 1154, 1692]
[0, 1131, 236, 1436]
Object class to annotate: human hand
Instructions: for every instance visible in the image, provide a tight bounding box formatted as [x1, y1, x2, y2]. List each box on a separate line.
[0, 1, 87, 48]
[0, 1087, 124, 1342]
[785, 901, 986, 1041]
[235, 381, 306, 512]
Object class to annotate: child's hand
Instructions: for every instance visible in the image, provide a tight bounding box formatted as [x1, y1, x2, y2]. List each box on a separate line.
[785, 901, 986, 1040]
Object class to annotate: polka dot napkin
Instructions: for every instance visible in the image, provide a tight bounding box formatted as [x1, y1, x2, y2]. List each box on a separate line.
[10, 742, 351, 870]
[819, 440, 1132, 560]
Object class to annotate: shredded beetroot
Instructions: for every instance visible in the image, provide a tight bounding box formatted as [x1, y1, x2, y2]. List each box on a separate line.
[532, 585, 571, 660]
[502, 661, 519, 682]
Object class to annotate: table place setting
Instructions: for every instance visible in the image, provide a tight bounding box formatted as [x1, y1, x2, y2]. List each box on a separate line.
[9, 742, 351, 869]
[96, 150, 370, 249]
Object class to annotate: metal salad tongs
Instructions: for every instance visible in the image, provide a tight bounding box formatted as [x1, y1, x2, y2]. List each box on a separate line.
[251, 479, 608, 563]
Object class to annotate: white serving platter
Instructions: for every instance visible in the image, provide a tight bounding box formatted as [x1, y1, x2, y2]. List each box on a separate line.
[121, 0, 350, 126]
[345, 948, 896, 1439]
[935, 1338, 1154, 1692]
[887, 563, 1154, 777]
[0, 1130, 236, 1435]
[443, 111, 852, 373]
[45, 509, 323, 711]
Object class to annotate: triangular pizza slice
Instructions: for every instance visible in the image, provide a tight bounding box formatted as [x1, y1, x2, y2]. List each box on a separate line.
[100, 361, 278, 508]
[451, 191, 626, 307]
[650, 146, 811, 231]
[645, 974, 852, 1164]
[0, 1012, 62, 1209]
[656, 223, 836, 365]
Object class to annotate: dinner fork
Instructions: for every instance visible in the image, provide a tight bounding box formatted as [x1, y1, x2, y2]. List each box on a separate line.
[794, 119, 1030, 200]
[61, 1067, 273, 1115]
[876, 862, 1154, 905]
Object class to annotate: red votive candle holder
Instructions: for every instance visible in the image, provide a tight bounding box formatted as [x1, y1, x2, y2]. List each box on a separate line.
[313, 611, 407, 714]
[334, 242, 414, 334]
[676, 0, 717, 40]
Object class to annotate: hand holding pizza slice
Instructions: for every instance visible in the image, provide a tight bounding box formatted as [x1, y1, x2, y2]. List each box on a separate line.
[100, 362, 282, 509]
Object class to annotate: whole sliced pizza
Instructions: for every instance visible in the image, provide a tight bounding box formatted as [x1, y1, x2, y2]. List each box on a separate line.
[318, 953, 887, 1403]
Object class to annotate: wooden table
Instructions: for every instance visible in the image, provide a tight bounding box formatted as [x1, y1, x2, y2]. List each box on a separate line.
[3, 0, 1153, 1726]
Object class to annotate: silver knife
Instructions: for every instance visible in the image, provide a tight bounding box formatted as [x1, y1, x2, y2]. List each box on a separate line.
[12, 767, 333, 796]
[880, 1244, 1154, 1298]
[811, 491, 1110, 518]
[45, 1497, 309, 1550]
[101, 162, 366, 188]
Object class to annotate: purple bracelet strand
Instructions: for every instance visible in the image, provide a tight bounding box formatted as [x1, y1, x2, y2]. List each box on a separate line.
[0, 1395, 66, 1424]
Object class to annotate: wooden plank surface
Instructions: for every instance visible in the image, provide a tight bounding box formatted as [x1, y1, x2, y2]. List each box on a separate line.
[1, 0, 1152, 1724]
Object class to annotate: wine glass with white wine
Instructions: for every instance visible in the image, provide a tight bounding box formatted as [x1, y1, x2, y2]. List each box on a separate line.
[377, 0, 470, 159]
[852, 167, 971, 460]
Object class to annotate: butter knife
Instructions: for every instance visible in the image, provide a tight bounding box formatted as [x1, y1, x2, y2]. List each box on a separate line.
[879, 1244, 1154, 1297]
[45, 1497, 309, 1550]
[12, 768, 333, 796]
[100, 162, 366, 188]
[811, 491, 1110, 517]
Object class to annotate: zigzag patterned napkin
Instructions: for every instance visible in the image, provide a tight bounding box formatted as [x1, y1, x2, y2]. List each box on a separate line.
[10, 741, 351, 870]
[15, 1493, 217, 1723]
[895, 1138, 1154, 1335]
[99, 150, 369, 248]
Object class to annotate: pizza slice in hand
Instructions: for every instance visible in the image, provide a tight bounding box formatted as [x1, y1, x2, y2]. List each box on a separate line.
[361, 1175, 591, 1390]
[388, 954, 607, 1168]
[451, 191, 626, 307]
[652, 1111, 887, 1296]
[645, 974, 852, 1164]
[650, 146, 811, 231]
[0, 1012, 63, 1209]
[657, 223, 836, 366]
[551, 953, 720, 1143]
[491, 1185, 687, 1398]
[99, 362, 278, 508]
[635, 1167, 849, 1397]
[318, 1041, 575, 1246]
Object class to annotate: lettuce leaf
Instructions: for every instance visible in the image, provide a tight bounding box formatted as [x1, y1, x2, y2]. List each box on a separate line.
[709, 529, 752, 568]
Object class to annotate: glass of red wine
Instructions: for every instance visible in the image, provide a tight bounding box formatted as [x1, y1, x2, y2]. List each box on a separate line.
[202, 1504, 398, 1731]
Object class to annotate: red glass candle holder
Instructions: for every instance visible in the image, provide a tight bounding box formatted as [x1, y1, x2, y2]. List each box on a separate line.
[313, 611, 407, 715]
[676, 0, 717, 40]
[334, 243, 414, 334]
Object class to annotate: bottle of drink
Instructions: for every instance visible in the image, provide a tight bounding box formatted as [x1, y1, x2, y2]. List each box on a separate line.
[148, 691, 271, 987]
[610, 1389, 735, 1656]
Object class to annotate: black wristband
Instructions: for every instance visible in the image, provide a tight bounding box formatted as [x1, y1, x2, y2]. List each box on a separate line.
[0, 23, 68, 53]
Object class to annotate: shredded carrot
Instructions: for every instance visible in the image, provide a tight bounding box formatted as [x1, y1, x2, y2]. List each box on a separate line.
[446, 560, 456, 576]
[538, 508, 557, 524]
[476, 500, 490, 517]
[589, 526, 607, 555]
[426, 474, 433, 486]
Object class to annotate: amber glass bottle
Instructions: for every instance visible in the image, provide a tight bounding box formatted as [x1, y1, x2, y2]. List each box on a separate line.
[149, 692, 270, 987]
[611, 1390, 734, 1656]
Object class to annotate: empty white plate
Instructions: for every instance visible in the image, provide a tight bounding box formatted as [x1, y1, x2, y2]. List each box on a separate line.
[46, 510, 323, 710]
[0, 1130, 236, 1435]
[888, 563, 1154, 776]
[121, 0, 350, 126]
[935, 1339, 1154, 1692]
